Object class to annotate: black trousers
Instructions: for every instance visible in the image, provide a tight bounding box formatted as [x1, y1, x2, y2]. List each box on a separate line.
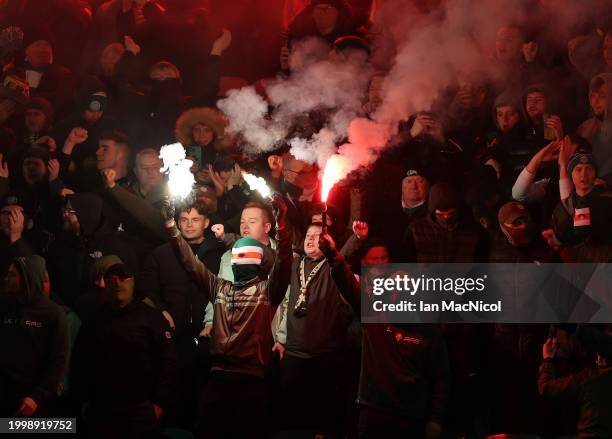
[279, 352, 344, 435]
[198, 371, 269, 439]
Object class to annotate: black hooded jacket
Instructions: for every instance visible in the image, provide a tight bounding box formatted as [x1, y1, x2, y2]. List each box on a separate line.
[46, 192, 137, 306]
[0, 255, 69, 411]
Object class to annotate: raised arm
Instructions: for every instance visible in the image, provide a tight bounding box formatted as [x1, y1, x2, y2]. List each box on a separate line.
[319, 233, 362, 314]
[266, 195, 294, 307]
[161, 201, 223, 303]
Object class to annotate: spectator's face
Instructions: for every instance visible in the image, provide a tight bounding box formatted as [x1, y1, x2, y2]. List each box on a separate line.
[25, 109, 47, 133]
[282, 156, 318, 192]
[304, 224, 323, 258]
[571, 163, 596, 193]
[525, 91, 546, 121]
[312, 4, 339, 35]
[590, 83, 608, 118]
[84, 109, 103, 125]
[362, 246, 389, 277]
[402, 175, 428, 206]
[134, 153, 162, 188]
[25, 40, 53, 68]
[22, 157, 47, 184]
[178, 208, 209, 241]
[1, 263, 21, 296]
[311, 213, 333, 227]
[96, 139, 121, 170]
[495, 27, 523, 63]
[240, 207, 271, 242]
[496, 105, 520, 133]
[192, 123, 214, 146]
[62, 203, 80, 235]
[604, 34, 612, 69]
[106, 274, 134, 307]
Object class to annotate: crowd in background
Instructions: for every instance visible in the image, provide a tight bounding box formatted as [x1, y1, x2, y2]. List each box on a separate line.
[1, 0, 612, 438]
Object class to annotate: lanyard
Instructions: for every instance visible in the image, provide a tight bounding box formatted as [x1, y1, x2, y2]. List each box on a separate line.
[299, 258, 326, 295]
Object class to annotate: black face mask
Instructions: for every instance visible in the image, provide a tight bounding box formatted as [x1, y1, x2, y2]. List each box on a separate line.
[281, 178, 303, 200]
[150, 79, 182, 101]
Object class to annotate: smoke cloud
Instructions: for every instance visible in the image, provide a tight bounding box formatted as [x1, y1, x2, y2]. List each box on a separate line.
[220, 0, 603, 186]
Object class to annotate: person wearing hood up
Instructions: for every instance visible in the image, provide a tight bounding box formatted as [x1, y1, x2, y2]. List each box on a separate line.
[71, 261, 177, 438]
[46, 192, 137, 307]
[404, 182, 487, 263]
[281, 0, 359, 73]
[489, 201, 556, 263]
[0, 255, 69, 417]
[118, 29, 232, 149]
[161, 194, 292, 439]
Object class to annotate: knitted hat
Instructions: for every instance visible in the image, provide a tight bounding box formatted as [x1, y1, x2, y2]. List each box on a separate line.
[567, 153, 597, 177]
[231, 237, 264, 287]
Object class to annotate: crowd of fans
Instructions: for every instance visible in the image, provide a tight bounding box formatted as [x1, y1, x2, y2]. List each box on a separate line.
[1, 0, 612, 438]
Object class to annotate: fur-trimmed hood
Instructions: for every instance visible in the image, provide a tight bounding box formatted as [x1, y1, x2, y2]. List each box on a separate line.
[175, 106, 231, 150]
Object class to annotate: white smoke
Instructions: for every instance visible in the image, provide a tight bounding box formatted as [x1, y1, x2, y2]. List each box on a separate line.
[220, 0, 602, 185]
[217, 37, 372, 164]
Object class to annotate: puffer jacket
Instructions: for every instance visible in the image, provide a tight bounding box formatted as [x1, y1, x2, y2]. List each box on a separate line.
[168, 224, 292, 377]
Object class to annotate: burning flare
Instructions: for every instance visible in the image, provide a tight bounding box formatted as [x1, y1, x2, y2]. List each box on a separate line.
[321, 154, 351, 202]
[242, 172, 272, 199]
[159, 143, 195, 200]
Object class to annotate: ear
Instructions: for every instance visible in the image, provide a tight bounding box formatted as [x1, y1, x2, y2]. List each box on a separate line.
[264, 222, 272, 234]
[203, 218, 210, 229]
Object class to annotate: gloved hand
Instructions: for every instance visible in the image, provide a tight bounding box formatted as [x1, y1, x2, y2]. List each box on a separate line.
[318, 233, 338, 260]
[160, 199, 176, 226]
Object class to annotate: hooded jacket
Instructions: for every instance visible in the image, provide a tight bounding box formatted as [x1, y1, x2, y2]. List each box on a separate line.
[47, 192, 137, 306]
[406, 183, 486, 263]
[0, 255, 69, 409]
